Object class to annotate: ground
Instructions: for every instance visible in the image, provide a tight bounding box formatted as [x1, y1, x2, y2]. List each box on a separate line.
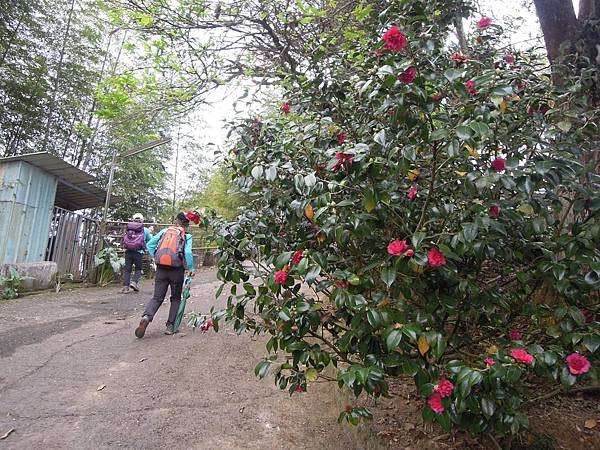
[0, 269, 356, 450]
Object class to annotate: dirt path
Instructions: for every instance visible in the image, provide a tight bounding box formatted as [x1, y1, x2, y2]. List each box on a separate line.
[0, 270, 357, 449]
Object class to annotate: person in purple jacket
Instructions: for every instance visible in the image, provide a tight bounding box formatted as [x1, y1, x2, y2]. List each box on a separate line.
[120, 213, 152, 294]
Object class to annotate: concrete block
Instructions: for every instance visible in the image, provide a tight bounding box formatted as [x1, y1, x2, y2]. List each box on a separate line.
[0, 261, 57, 292]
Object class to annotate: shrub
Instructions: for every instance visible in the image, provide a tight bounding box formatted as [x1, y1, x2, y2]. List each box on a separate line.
[207, 1, 600, 439]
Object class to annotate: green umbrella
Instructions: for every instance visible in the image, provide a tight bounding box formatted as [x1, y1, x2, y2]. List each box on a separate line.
[174, 276, 192, 332]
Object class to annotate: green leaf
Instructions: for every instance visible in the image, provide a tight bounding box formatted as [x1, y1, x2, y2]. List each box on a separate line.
[265, 165, 278, 181]
[305, 172, 317, 187]
[583, 335, 600, 353]
[456, 126, 472, 140]
[469, 122, 489, 136]
[364, 188, 377, 212]
[444, 68, 464, 82]
[430, 128, 448, 141]
[374, 129, 386, 147]
[380, 267, 397, 288]
[557, 121, 572, 132]
[481, 398, 495, 419]
[386, 329, 403, 350]
[255, 360, 271, 379]
[251, 165, 264, 179]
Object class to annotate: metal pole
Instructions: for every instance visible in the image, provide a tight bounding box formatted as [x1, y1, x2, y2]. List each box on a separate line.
[172, 125, 180, 219]
[102, 147, 118, 228]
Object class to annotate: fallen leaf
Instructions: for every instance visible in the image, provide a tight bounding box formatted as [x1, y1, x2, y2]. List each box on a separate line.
[316, 231, 326, 244]
[465, 144, 478, 158]
[104, 321, 115, 325]
[96, 384, 106, 391]
[239, 406, 245, 414]
[455, 170, 467, 177]
[139, 358, 147, 363]
[499, 100, 508, 113]
[407, 168, 420, 181]
[418, 335, 430, 355]
[0, 429, 15, 440]
[584, 419, 597, 429]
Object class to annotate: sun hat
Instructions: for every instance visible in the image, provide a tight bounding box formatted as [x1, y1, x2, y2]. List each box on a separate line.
[132, 213, 144, 222]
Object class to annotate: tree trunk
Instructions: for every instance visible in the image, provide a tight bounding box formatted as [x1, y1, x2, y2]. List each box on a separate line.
[532, 0, 578, 64]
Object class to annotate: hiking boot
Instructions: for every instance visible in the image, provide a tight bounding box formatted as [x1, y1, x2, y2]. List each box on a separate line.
[120, 286, 130, 294]
[129, 281, 139, 292]
[135, 315, 150, 338]
[164, 324, 175, 335]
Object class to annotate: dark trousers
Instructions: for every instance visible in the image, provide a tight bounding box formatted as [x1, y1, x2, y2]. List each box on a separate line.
[143, 266, 184, 325]
[123, 250, 143, 286]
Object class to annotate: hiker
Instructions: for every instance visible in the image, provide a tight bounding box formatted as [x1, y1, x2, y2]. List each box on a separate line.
[121, 213, 152, 294]
[135, 212, 196, 337]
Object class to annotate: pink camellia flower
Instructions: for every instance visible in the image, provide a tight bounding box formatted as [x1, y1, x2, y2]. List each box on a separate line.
[382, 26, 408, 51]
[566, 353, 591, 375]
[337, 132, 347, 145]
[434, 378, 454, 398]
[431, 94, 443, 101]
[428, 392, 445, 414]
[408, 185, 417, 201]
[332, 152, 354, 172]
[505, 53, 515, 65]
[291, 250, 304, 265]
[281, 102, 291, 114]
[398, 66, 417, 84]
[274, 270, 288, 285]
[491, 157, 506, 172]
[387, 239, 409, 256]
[405, 249, 414, 257]
[428, 247, 446, 267]
[466, 79, 477, 95]
[476, 17, 493, 29]
[510, 348, 534, 365]
[509, 329, 521, 340]
[374, 48, 384, 57]
[489, 205, 501, 218]
[485, 358, 495, 366]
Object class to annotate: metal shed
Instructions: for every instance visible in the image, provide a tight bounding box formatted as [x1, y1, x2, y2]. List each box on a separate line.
[0, 152, 119, 265]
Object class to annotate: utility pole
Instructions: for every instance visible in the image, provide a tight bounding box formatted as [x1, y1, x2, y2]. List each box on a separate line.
[172, 125, 181, 219]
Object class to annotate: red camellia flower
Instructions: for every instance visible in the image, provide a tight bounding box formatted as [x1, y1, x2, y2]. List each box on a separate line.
[509, 329, 521, 340]
[489, 205, 501, 218]
[336, 280, 350, 289]
[337, 132, 347, 145]
[332, 152, 354, 172]
[382, 26, 408, 51]
[281, 102, 291, 114]
[581, 308, 596, 323]
[428, 392, 445, 414]
[430, 94, 443, 101]
[398, 66, 417, 84]
[476, 16, 493, 29]
[405, 249, 414, 257]
[434, 378, 454, 398]
[185, 210, 201, 225]
[295, 385, 305, 393]
[428, 247, 446, 267]
[291, 250, 304, 265]
[387, 239, 409, 256]
[408, 185, 417, 201]
[505, 53, 515, 65]
[510, 348, 534, 365]
[485, 358, 495, 366]
[491, 157, 506, 172]
[200, 318, 214, 332]
[566, 353, 591, 375]
[465, 79, 477, 95]
[451, 52, 469, 64]
[274, 270, 288, 285]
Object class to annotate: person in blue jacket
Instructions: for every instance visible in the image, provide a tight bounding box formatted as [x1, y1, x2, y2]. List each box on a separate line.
[135, 212, 194, 337]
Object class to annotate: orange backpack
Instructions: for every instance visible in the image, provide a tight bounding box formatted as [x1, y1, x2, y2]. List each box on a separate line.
[154, 227, 186, 268]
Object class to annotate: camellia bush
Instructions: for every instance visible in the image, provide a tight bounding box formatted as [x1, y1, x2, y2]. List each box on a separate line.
[206, 1, 600, 438]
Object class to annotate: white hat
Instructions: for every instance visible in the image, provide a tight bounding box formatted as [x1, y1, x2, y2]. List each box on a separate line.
[132, 213, 144, 221]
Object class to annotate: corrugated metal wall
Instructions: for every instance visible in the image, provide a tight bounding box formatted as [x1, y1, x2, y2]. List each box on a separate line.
[0, 161, 57, 264]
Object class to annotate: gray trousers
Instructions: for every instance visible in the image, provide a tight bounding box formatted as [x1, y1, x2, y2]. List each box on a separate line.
[143, 266, 185, 325]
